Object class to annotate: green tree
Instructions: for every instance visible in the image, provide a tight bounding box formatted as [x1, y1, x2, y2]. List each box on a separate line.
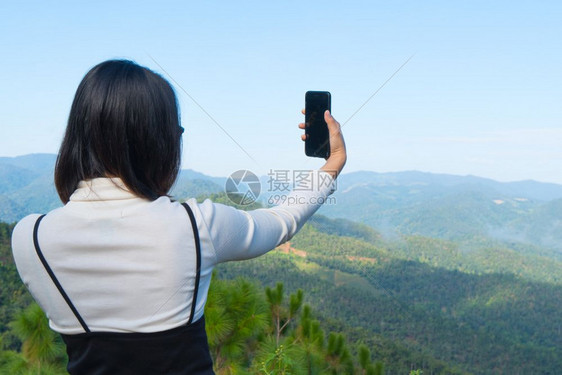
[252, 339, 306, 375]
[324, 332, 354, 374]
[265, 283, 303, 346]
[291, 305, 326, 374]
[1, 303, 66, 374]
[205, 275, 269, 374]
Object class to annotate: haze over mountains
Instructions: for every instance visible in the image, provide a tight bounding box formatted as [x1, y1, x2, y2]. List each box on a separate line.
[318, 170, 562, 255]
[2, 153, 562, 256]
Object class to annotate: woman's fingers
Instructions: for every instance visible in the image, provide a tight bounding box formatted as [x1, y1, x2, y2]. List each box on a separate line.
[325, 110, 345, 154]
[319, 110, 346, 176]
[299, 121, 306, 141]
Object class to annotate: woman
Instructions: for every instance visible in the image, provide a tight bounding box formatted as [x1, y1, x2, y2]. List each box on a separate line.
[11, 59, 346, 374]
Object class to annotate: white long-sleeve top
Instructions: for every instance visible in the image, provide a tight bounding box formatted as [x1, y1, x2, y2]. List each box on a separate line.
[11, 170, 335, 334]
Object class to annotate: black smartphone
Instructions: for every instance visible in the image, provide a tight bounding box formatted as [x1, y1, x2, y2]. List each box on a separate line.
[305, 91, 331, 158]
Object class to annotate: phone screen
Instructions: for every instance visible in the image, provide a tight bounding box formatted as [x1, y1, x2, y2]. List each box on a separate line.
[305, 91, 331, 158]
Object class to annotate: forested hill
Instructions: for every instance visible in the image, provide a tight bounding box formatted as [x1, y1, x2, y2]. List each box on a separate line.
[195, 194, 562, 373]
[216, 214, 562, 374]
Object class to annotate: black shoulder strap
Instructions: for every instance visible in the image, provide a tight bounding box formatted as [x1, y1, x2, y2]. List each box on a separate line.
[181, 202, 202, 325]
[33, 215, 90, 333]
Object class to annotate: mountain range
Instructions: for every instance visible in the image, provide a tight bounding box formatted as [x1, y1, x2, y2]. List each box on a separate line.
[2, 153, 562, 256]
[319, 170, 562, 255]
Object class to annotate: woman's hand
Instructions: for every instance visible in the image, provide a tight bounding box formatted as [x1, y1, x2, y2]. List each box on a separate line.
[299, 109, 347, 180]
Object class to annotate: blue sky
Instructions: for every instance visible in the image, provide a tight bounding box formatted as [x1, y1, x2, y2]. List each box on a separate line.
[1, 1, 561, 183]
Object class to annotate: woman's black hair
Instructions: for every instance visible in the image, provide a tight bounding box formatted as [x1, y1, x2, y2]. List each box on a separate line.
[55, 59, 182, 203]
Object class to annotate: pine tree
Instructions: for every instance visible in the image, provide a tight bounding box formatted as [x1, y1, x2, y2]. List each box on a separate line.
[325, 332, 354, 374]
[2, 303, 66, 374]
[205, 275, 268, 373]
[292, 305, 325, 374]
[265, 283, 303, 346]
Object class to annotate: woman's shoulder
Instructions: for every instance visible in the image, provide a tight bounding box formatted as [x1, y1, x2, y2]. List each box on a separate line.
[12, 205, 68, 241]
[12, 213, 43, 240]
[11, 213, 44, 271]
